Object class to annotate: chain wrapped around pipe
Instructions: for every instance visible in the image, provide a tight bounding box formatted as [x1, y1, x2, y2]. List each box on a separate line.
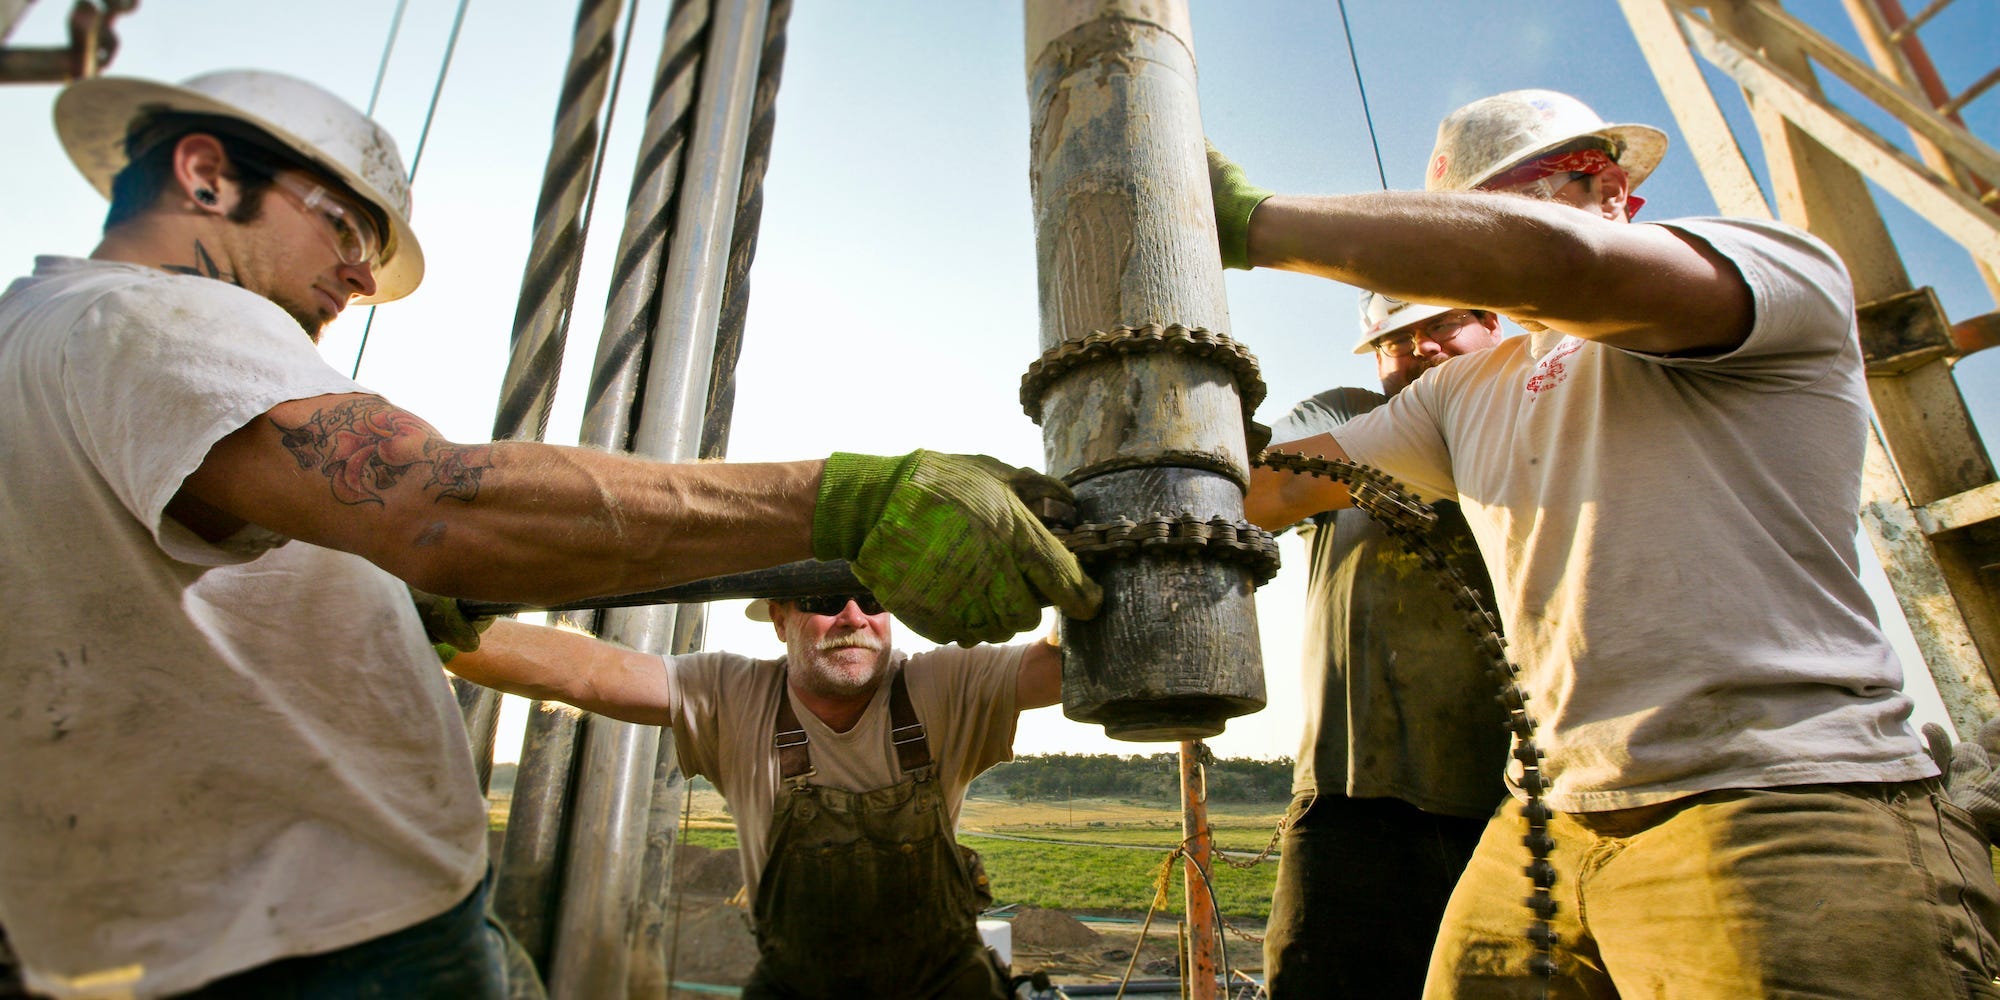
[1257, 447, 1559, 989]
[1019, 322, 1267, 428]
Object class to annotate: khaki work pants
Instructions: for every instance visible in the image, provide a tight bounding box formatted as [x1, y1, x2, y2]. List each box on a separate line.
[1424, 780, 2000, 999]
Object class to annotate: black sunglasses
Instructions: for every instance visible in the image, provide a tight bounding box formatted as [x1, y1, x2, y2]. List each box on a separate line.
[790, 593, 885, 616]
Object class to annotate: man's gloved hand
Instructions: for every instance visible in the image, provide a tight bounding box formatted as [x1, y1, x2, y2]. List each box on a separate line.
[408, 585, 495, 663]
[1207, 141, 1273, 271]
[813, 451, 1103, 646]
[1925, 720, 2000, 840]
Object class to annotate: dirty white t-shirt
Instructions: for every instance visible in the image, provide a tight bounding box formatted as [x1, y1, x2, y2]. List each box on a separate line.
[666, 644, 1024, 892]
[0, 258, 488, 998]
[1330, 218, 1933, 811]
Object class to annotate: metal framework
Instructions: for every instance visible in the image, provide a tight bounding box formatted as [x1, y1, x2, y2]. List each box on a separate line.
[1620, 0, 2000, 735]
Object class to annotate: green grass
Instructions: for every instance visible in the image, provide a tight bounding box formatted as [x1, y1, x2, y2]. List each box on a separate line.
[968, 833, 1275, 920]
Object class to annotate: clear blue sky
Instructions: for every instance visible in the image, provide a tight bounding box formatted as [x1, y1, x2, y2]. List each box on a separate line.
[3, 1, 1994, 759]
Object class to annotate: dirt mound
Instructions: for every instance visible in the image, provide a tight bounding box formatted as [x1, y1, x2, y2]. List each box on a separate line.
[665, 899, 759, 992]
[1010, 906, 1101, 950]
[673, 844, 745, 897]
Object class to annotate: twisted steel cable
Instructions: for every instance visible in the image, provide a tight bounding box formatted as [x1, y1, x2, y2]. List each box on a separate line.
[494, 0, 716, 969]
[454, 0, 634, 794]
[490, 0, 626, 444]
[578, 0, 713, 449]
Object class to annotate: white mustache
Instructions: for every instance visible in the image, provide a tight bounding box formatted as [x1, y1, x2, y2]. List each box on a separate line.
[816, 634, 883, 653]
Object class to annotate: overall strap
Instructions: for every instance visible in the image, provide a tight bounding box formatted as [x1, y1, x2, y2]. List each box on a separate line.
[888, 669, 933, 774]
[772, 685, 814, 781]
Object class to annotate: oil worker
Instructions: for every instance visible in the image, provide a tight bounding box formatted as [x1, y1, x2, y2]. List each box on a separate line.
[446, 594, 1056, 999]
[1214, 89, 2000, 996]
[1254, 293, 1509, 997]
[0, 69, 1098, 999]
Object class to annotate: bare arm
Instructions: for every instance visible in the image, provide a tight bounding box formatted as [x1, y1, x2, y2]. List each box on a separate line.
[1244, 432, 1353, 530]
[445, 619, 671, 726]
[1016, 631, 1064, 711]
[1247, 191, 1754, 355]
[168, 393, 818, 604]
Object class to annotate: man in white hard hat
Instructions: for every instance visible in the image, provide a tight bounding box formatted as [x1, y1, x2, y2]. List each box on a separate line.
[1219, 89, 2000, 995]
[448, 594, 1058, 999]
[0, 69, 1098, 999]
[1251, 293, 1509, 998]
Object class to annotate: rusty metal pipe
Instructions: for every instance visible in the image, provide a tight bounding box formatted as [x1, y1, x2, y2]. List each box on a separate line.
[1023, 0, 1264, 740]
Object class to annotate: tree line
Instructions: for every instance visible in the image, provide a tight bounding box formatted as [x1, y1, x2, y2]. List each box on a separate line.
[968, 753, 1293, 804]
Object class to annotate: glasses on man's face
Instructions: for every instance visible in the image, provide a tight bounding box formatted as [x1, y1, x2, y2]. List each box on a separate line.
[271, 174, 383, 268]
[790, 593, 886, 617]
[1372, 312, 1480, 358]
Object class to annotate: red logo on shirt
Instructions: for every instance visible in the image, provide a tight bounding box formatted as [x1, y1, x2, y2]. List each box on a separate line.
[1526, 337, 1584, 396]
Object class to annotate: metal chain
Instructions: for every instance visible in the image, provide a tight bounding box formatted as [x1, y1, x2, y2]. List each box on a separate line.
[1049, 513, 1282, 587]
[1256, 447, 1560, 989]
[1019, 324, 1269, 424]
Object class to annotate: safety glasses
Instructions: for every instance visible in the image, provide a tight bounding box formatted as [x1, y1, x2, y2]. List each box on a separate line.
[271, 173, 383, 268]
[790, 594, 886, 617]
[1372, 311, 1481, 358]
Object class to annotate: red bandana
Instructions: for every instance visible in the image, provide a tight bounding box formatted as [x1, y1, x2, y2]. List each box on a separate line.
[1481, 146, 1644, 218]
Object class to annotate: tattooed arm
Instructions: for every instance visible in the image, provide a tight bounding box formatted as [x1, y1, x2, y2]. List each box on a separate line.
[169, 393, 820, 605]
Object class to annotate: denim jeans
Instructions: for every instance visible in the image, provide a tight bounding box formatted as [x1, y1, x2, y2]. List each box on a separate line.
[176, 874, 519, 1000]
[1425, 781, 2000, 999]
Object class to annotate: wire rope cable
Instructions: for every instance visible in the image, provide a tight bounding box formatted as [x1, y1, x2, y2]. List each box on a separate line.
[524, 0, 645, 439]
[1334, 0, 1388, 190]
[350, 0, 475, 379]
[364, 0, 411, 116]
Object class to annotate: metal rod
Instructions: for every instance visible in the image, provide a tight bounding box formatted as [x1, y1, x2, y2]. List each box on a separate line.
[633, 12, 789, 989]
[492, 0, 715, 970]
[1179, 741, 1218, 1000]
[545, 0, 768, 994]
[459, 558, 860, 619]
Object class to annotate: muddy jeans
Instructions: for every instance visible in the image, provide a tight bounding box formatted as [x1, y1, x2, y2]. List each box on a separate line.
[1425, 780, 2000, 999]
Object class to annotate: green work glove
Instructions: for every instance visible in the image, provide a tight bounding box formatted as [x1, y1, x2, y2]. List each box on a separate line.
[814, 451, 1103, 646]
[1207, 141, 1273, 271]
[1929, 720, 2000, 841]
[408, 585, 495, 663]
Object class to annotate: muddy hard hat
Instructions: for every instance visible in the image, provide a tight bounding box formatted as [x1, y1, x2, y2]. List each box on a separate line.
[55, 69, 425, 304]
[1425, 89, 1667, 196]
[1353, 291, 1457, 355]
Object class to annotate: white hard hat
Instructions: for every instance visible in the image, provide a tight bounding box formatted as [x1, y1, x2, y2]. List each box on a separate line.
[55, 69, 424, 303]
[1353, 291, 1454, 355]
[746, 600, 775, 623]
[1425, 89, 1667, 195]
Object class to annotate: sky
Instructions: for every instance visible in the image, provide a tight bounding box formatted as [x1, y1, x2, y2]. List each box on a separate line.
[3, 0, 1996, 761]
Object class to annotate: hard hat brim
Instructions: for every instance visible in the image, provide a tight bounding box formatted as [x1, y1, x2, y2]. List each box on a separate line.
[746, 600, 773, 622]
[1463, 122, 1669, 197]
[1352, 300, 1456, 355]
[55, 75, 424, 304]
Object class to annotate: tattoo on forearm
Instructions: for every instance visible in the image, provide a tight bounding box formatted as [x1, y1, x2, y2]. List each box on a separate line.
[160, 241, 240, 285]
[272, 398, 493, 506]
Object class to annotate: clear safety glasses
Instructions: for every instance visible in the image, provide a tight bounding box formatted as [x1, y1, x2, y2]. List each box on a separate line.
[1372, 311, 1482, 358]
[271, 174, 383, 268]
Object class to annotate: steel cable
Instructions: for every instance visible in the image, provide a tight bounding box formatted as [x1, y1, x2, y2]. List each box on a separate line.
[350, 0, 475, 379]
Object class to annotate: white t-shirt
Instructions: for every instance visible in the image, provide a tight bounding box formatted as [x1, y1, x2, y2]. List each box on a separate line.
[0, 258, 488, 998]
[1330, 218, 1933, 812]
[666, 644, 1024, 893]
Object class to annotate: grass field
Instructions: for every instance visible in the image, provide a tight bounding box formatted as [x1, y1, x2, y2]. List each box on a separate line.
[575, 791, 1287, 921]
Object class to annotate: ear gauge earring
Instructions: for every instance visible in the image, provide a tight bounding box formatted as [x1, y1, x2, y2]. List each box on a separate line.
[193, 188, 218, 206]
